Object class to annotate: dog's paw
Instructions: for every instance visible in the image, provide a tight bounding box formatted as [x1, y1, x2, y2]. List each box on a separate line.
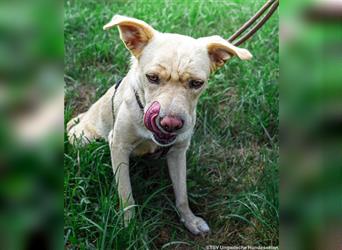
[182, 216, 210, 235]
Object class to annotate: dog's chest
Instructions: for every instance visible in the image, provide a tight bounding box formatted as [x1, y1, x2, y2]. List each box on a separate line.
[133, 140, 157, 156]
[133, 140, 170, 159]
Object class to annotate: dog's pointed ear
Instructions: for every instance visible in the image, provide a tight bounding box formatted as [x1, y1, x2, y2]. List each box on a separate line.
[198, 35, 252, 71]
[103, 15, 156, 58]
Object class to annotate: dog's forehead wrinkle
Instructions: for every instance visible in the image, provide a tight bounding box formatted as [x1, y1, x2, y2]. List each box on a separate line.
[139, 32, 210, 82]
[161, 51, 203, 80]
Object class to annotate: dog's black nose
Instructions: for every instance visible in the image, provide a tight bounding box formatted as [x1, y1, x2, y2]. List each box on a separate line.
[159, 116, 183, 132]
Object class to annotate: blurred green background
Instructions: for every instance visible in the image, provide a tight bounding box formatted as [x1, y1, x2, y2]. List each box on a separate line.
[0, 0, 63, 250]
[281, 0, 342, 249]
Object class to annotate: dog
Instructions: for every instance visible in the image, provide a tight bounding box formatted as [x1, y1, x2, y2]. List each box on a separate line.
[67, 15, 252, 235]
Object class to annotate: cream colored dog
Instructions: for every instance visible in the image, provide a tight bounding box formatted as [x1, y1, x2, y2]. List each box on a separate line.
[67, 15, 252, 235]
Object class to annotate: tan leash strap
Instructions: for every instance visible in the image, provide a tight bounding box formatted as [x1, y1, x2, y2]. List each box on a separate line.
[228, 0, 279, 46]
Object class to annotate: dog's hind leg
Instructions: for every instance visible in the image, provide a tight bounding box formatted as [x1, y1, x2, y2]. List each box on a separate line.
[67, 86, 116, 146]
[67, 112, 102, 146]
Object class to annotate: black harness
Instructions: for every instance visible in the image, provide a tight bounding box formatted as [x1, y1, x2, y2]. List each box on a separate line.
[112, 79, 171, 158]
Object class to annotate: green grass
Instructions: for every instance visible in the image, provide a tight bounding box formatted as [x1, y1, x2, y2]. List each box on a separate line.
[64, 0, 279, 248]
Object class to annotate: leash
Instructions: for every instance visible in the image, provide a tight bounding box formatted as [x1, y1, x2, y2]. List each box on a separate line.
[228, 0, 279, 46]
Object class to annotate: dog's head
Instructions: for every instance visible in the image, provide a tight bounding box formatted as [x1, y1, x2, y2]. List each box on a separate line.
[104, 15, 252, 146]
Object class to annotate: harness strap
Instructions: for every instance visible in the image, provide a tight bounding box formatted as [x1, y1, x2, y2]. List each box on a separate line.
[133, 89, 144, 112]
[111, 79, 122, 127]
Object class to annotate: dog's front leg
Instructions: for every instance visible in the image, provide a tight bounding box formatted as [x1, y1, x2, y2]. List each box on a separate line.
[167, 147, 210, 235]
[108, 130, 135, 226]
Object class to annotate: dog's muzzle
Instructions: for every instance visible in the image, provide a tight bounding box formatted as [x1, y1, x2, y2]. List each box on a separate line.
[144, 101, 177, 146]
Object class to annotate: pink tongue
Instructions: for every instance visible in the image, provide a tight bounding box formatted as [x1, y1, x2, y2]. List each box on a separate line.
[144, 102, 173, 140]
[144, 101, 161, 134]
[150, 113, 160, 133]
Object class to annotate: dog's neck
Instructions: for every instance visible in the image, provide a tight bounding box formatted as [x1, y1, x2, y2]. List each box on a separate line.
[133, 87, 144, 112]
[127, 64, 146, 111]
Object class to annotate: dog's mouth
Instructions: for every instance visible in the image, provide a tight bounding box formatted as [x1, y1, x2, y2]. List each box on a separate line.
[144, 101, 177, 146]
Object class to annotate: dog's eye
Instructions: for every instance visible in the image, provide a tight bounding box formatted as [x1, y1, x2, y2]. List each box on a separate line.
[146, 74, 160, 84]
[189, 79, 204, 89]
